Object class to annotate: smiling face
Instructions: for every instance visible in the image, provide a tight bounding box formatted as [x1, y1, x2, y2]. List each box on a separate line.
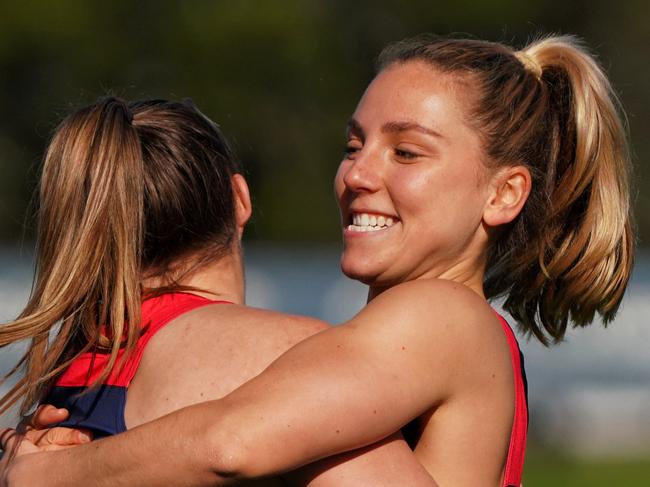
[335, 61, 494, 294]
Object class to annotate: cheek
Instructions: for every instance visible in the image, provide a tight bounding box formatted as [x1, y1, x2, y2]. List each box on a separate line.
[389, 168, 439, 214]
[394, 166, 484, 225]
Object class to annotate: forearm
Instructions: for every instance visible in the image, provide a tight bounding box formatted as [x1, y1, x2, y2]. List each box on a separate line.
[7, 403, 236, 487]
[6, 397, 431, 487]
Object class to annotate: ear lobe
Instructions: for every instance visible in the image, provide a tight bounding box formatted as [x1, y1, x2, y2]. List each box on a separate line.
[483, 166, 531, 227]
[231, 174, 252, 233]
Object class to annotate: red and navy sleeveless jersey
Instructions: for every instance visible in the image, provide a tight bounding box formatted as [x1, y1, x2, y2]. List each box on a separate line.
[495, 312, 529, 487]
[44, 292, 227, 438]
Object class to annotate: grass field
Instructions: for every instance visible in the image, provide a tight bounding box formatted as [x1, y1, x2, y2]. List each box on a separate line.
[523, 447, 650, 486]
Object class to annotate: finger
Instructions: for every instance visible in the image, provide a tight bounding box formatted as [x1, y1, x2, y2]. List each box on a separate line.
[28, 405, 69, 429]
[31, 427, 92, 447]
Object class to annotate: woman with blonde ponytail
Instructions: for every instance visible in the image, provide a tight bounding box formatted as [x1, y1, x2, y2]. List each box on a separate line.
[3, 33, 633, 487]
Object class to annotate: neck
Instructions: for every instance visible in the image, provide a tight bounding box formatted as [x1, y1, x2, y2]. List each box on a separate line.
[142, 244, 246, 305]
[367, 247, 488, 303]
[367, 269, 485, 303]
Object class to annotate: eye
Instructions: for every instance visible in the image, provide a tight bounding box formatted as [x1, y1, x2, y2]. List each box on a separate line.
[394, 148, 420, 160]
[343, 141, 362, 159]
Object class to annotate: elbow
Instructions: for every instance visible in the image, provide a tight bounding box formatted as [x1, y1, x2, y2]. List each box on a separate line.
[202, 432, 248, 480]
[188, 401, 288, 480]
[201, 424, 268, 481]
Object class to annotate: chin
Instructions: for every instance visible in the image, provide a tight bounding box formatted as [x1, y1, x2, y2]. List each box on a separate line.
[340, 257, 408, 291]
[340, 260, 378, 285]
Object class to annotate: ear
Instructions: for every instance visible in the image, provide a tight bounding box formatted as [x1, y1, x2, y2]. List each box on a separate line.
[482, 165, 531, 227]
[231, 174, 252, 236]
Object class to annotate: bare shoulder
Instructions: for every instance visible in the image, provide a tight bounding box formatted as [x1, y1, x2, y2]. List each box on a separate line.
[144, 303, 330, 379]
[188, 303, 329, 344]
[361, 279, 501, 336]
[349, 279, 510, 377]
[126, 304, 328, 426]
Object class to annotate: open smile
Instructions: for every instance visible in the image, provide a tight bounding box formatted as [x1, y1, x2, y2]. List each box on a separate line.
[346, 212, 399, 233]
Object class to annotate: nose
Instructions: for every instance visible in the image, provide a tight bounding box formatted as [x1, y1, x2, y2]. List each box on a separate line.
[341, 147, 382, 194]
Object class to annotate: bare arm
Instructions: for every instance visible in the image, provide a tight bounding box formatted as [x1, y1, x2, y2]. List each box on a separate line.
[5, 280, 489, 486]
[287, 432, 438, 487]
[2, 412, 437, 487]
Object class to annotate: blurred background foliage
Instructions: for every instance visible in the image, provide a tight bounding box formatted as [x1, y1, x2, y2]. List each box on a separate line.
[1, 1, 648, 484]
[0, 0, 648, 244]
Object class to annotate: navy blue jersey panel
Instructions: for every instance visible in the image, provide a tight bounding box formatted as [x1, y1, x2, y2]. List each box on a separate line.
[45, 385, 127, 438]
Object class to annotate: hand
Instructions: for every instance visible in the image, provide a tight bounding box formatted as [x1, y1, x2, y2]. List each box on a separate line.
[17, 405, 92, 451]
[1, 405, 91, 485]
[1, 404, 92, 459]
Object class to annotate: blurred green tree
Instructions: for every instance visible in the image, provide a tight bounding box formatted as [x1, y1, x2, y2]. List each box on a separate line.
[1, 0, 647, 242]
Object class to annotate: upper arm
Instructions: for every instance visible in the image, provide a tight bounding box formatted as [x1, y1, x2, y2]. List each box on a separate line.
[205, 279, 494, 477]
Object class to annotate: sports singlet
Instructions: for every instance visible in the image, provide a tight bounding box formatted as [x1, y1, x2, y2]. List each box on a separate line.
[44, 292, 227, 437]
[496, 312, 528, 487]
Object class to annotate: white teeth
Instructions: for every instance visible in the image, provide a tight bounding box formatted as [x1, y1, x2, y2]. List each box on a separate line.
[347, 213, 398, 233]
[347, 224, 384, 232]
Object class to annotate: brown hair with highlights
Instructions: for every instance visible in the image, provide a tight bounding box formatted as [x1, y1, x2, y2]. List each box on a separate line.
[378, 35, 634, 344]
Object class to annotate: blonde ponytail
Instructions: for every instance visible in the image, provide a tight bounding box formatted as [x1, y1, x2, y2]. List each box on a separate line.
[507, 36, 633, 342]
[0, 98, 144, 415]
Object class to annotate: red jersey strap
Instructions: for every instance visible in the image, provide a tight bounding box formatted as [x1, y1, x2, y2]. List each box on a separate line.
[118, 292, 231, 386]
[56, 293, 230, 388]
[495, 312, 528, 487]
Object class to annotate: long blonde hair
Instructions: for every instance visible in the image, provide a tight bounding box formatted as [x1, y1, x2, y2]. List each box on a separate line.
[378, 35, 634, 344]
[0, 98, 241, 416]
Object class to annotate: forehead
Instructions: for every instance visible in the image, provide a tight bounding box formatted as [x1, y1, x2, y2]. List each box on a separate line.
[353, 61, 474, 135]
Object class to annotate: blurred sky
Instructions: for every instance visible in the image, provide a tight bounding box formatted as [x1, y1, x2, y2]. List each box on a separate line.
[0, 0, 648, 243]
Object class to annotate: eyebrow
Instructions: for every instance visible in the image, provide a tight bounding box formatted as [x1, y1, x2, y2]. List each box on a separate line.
[346, 118, 443, 139]
[381, 120, 444, 139]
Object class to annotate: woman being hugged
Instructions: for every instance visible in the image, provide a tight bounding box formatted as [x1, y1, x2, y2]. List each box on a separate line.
[4, 34, 633, 487]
